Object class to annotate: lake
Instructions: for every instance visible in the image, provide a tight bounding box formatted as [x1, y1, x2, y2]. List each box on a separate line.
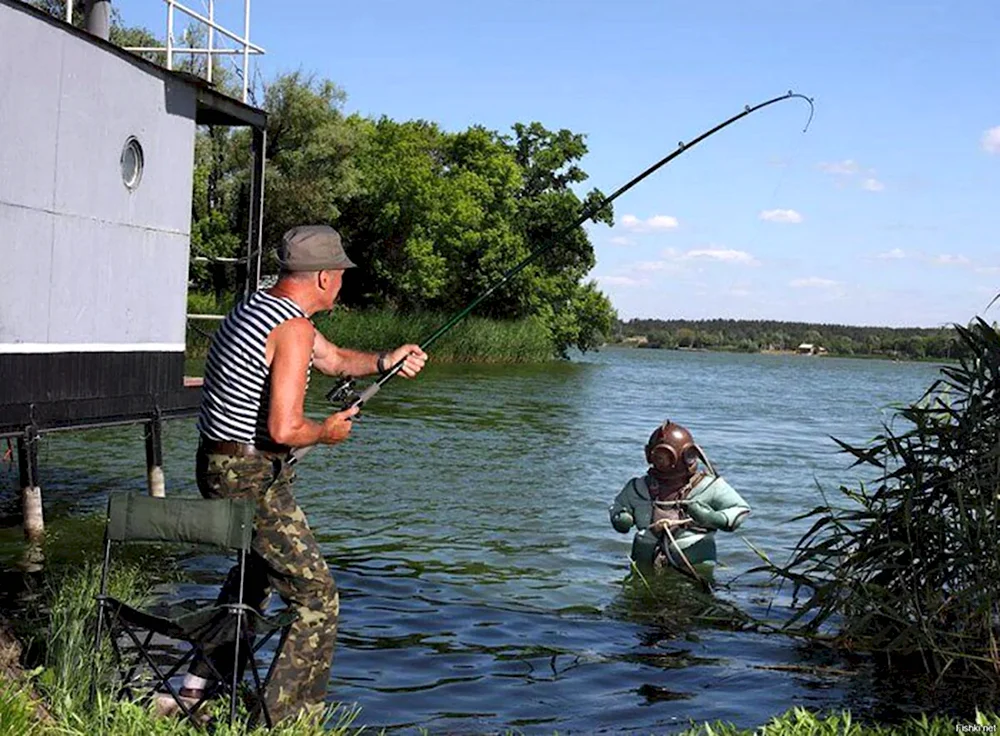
[1, 348, 963, 733]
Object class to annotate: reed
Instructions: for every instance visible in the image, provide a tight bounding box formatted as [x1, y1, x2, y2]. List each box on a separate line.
[761, 318, 1000, 677]
[313, 308, 554, 363]
[186, 299, 556, 362]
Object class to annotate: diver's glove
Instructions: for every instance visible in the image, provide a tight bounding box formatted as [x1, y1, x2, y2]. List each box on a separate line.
[610, 508, 634, 533]
[684, 500, 730, 530]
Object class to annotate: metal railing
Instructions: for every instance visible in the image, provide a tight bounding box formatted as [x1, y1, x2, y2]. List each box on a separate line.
[119, 0, 265, 103]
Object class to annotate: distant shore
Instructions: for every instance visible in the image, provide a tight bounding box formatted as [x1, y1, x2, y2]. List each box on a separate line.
[608, 341, 956, 364]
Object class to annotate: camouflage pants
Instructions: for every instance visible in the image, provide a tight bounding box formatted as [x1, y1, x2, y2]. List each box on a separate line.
[191, 448, 339, 722]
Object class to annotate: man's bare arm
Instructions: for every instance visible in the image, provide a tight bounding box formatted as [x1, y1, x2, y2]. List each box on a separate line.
[268, 319, 357, 446]
[313, 331, 427, 378]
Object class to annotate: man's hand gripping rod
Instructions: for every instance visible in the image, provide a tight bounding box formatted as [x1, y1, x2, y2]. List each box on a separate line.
[287, 91, 814, 467]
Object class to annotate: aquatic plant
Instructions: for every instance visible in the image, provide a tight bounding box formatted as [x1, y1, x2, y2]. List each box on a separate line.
[187, 303, 555, 363]
[763, 318, 1000, 676]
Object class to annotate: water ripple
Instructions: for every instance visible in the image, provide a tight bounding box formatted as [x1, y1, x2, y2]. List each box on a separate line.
[8, 348, 952, 733]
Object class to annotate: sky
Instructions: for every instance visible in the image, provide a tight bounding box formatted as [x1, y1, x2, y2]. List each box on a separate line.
[119, 0, 1000, 328]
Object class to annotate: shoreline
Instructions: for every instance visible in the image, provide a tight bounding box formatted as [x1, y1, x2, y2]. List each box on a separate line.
[609, 343, 957, 364]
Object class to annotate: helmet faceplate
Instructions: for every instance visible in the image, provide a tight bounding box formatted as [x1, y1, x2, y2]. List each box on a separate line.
[645, 421, 699, 476]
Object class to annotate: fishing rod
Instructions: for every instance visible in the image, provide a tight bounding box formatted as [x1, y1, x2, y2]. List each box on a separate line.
[290, 91, 815, 465]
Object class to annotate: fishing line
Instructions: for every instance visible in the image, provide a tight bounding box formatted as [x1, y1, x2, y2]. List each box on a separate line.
[727, 100, 815, 310]
[290, 91, 815, 465]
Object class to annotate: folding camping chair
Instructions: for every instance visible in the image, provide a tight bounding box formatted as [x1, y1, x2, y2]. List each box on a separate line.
[91, 491, 296, 727]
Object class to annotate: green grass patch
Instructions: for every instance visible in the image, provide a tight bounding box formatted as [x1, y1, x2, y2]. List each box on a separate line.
[1, 560, 367, 735]
[677, 707, 1000, 735]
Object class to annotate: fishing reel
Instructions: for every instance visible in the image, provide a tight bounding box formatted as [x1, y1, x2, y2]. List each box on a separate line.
[326, 378, 362, 411]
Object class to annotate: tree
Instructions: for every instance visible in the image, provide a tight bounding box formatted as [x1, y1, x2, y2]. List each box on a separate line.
[259, 72, 365, 253]
[502, 122, 615, 352]
[331, 114, 617, 355]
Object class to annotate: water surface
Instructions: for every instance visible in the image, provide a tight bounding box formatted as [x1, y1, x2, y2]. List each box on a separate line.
[2, 348, 960, 733]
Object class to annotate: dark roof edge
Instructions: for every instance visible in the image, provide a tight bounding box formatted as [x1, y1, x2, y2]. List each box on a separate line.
[1, 0, 266, 128]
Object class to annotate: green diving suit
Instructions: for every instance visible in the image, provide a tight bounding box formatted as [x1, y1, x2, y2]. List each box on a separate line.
[609, 472, 750, 569]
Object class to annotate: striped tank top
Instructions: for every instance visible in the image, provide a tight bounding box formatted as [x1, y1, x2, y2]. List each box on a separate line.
[197, 291, 312, 445]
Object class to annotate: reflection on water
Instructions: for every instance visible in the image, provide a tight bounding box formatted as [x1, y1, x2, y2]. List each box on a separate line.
[2, 348, 977, 732]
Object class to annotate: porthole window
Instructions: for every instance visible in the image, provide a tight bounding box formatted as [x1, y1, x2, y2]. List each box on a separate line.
[120, 137, 144, 191]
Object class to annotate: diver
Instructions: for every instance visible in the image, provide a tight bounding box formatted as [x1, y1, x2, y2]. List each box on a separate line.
[609, 420, 750, 574]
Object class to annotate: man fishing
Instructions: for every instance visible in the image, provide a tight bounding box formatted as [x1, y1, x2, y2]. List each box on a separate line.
[609, 420, 750, 575]
[166, 225, 427, 722]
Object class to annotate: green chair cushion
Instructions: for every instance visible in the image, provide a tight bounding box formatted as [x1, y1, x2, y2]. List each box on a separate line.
[106, 492, 254, 550]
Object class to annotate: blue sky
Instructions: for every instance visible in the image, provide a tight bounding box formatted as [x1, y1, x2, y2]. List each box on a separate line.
[121, 1, 999, 327]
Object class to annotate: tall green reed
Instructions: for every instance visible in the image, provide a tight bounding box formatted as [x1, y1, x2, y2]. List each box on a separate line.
[762, 318, 1000, 676]
[315, 308, 554, 363]
[185, 300, 556, 362]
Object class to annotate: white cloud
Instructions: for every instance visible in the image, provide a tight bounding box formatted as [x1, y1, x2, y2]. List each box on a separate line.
[609, 236, 632, 246]
[818, 160, 859, 176]
[877, 248, 906, 259]
[820, 159, 888, 192]
[620, 214, 679, 231]
[790, 276, 839, 288]
[684, 248, 757, 264]
[647, 215, 679, 230]
[932, 254, 971, 266]
[598, 275, 645, 286]
[759, 208, 803, 224]
[976, 265, 1000, 275]
[634, 260, 675, 272]
[982, 126, 1000, 154]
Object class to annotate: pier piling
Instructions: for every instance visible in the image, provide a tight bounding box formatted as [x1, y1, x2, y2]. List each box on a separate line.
[145, 417, 165, 497]
[16, 429, 43, 544]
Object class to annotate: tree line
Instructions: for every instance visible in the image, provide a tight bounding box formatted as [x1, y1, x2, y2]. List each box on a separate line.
[615, 318, 973, 360]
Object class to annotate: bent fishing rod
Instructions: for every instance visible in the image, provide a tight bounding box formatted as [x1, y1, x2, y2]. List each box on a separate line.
[290, 90, 814, 465]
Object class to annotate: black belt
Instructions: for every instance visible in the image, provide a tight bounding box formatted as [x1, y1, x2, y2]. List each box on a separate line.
[199, 437, 290, 459]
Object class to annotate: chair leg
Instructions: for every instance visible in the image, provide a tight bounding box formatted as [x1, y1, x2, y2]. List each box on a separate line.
[260, 625, 291, 694]
[242, 628, 272, 729]
[118, 622, 197, 723]
[247, 623, 294, 729]
[119, 629, 157, 696]
[104, 623, 134, 701]
[89, 600, 106, 708]
[229, 609, 243, 725]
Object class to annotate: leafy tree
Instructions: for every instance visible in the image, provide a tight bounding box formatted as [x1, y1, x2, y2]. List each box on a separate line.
[259, 72, 365, 253]
[504, 122, 615, 351]
[331, 113, 616, 355]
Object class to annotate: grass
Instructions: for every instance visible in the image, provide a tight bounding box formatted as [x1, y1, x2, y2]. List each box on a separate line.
[0, 561, 366, 735]
[6, 676, 1000, 736]
[184, 291, 556, 362]
[676, 707, 1000, 735]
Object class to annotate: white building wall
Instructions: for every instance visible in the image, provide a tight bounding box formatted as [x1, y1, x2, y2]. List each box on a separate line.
[0, 2, 196, 350]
